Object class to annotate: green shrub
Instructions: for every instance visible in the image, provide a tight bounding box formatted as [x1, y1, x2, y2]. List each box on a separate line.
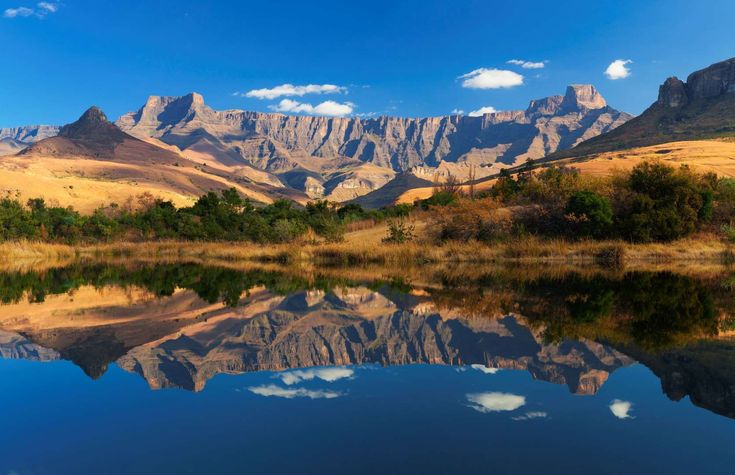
[565, 191, 614, 239]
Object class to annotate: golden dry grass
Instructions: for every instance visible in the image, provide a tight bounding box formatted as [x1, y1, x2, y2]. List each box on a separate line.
[0, 233, 730, 272]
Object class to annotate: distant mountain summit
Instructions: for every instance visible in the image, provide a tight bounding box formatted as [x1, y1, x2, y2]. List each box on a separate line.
[550, 57, 735, 160]
[0, 124, 59, 156]
[116, 86, 630, 202]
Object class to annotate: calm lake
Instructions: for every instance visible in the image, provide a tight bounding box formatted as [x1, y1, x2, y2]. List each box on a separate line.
[1, 262, 735, 474]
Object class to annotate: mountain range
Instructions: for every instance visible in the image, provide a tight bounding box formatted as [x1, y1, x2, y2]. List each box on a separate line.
[0, 84, 630, 209]
[3, 56, 735, 209]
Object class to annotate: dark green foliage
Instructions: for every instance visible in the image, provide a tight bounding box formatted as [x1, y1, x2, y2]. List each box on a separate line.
[485, 162, 723, 243]
[565, 191, 614, 238]
[617, 162, 709, 242]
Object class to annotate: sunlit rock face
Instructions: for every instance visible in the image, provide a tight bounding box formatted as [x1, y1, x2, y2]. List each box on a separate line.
[115, 88, 630, 199]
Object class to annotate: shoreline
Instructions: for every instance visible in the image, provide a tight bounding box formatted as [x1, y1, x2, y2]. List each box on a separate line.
[0, 236, 730, 268]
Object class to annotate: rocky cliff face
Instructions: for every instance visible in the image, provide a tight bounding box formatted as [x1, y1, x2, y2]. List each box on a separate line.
[549, 57, 735, 160]
[658, 57, 735, 107]
[115, 87, 630, 199]
[0, 125, 60, 155]
[685, 57, 735, 100]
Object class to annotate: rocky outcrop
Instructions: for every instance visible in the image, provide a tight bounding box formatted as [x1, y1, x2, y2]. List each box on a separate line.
[657, 58, 735, 109]
[658, 77, 689, 108]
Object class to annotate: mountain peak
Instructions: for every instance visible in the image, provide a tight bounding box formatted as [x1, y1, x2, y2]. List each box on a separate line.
[562, 84, 607, 111]
[59, 106, 128, 142]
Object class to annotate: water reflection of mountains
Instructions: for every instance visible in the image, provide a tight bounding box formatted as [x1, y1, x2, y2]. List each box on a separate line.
[0, 263, 734, 418]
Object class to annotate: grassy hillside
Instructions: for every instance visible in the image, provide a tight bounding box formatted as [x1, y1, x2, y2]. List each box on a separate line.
[547, 94, 735, 162]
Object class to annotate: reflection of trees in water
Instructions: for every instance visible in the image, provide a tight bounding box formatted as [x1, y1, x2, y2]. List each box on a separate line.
[0, 264, 358, 308]
[430, 271, 727, 351]
[0, 263, 730, 351]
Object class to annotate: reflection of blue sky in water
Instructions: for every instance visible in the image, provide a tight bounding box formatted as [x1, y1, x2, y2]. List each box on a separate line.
[1, 359, 735, 474]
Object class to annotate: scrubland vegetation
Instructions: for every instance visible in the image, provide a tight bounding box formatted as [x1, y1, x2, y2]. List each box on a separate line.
[1, 160, 734, 264]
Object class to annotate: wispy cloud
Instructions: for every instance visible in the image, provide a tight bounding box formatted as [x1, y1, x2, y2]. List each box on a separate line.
[451, 108, 465, 115]
[248, 384, 342, 399]
[512, 411, 548, 421]
[507, 59, 547, 69]
[277, 367, 354, 385]
[270, 99, 354, 117]
[238, 83, 347, 100]
[4, 2, 59, 18]
[609, 399, 634, 419]
[466, 392, 526, 413]
[604, 59, 632, 80]
[459, 68, 524, 89]
[468, 106, 498, 117]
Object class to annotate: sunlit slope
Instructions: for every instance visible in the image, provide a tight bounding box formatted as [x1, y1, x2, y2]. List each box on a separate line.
[0, 107, 312, 211]
[551, 139, 735, 177]
[394, 139, 735, 205]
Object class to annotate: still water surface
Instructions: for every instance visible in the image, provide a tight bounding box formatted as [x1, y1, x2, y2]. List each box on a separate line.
[1, 263, 734, 474]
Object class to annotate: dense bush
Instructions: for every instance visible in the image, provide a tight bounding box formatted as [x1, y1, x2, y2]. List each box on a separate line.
[425, 161, 732, 243]
[565, 191, 614, 239]
[0, 188, 398, 244]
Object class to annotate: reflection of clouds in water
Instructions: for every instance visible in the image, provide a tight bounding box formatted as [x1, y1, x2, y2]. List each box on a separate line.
[456, 364, 500, 374]
[609, 399, 634, 419]
[469, 364, 500, 374]
[248, 384, 342, 399]
[467, 392, 526, 413]
[277, 367, 354, 385]
[512, 411, 548, 421]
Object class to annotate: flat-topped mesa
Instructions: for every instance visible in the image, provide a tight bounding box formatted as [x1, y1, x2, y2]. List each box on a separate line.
[561, 84, 607, 111]
[686, 57, 735, 100]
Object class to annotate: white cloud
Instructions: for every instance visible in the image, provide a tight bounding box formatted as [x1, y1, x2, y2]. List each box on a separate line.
[466, 392, 526, 413]
[242, 83, 347, 100]
[3, 7, 33, 17]
[507, 59, 546, 69]
[270, 99, 354, 117]
[468, 106, 498, 117]
[469, 364, 500, 374]
[278, 367, 354, 385]
[609, 399, 634, 419]
[37, 2, 57, 12]
[459, 68, 524, 89]
[4, 2, 59, 18]
[604, 59, 632, 80]
[248, 384, 342, 399]
[512, 411, 548, 421]
[451, 108, 465, 115]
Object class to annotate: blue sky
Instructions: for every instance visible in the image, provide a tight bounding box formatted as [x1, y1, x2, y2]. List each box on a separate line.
[2, 0, 735, 127]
